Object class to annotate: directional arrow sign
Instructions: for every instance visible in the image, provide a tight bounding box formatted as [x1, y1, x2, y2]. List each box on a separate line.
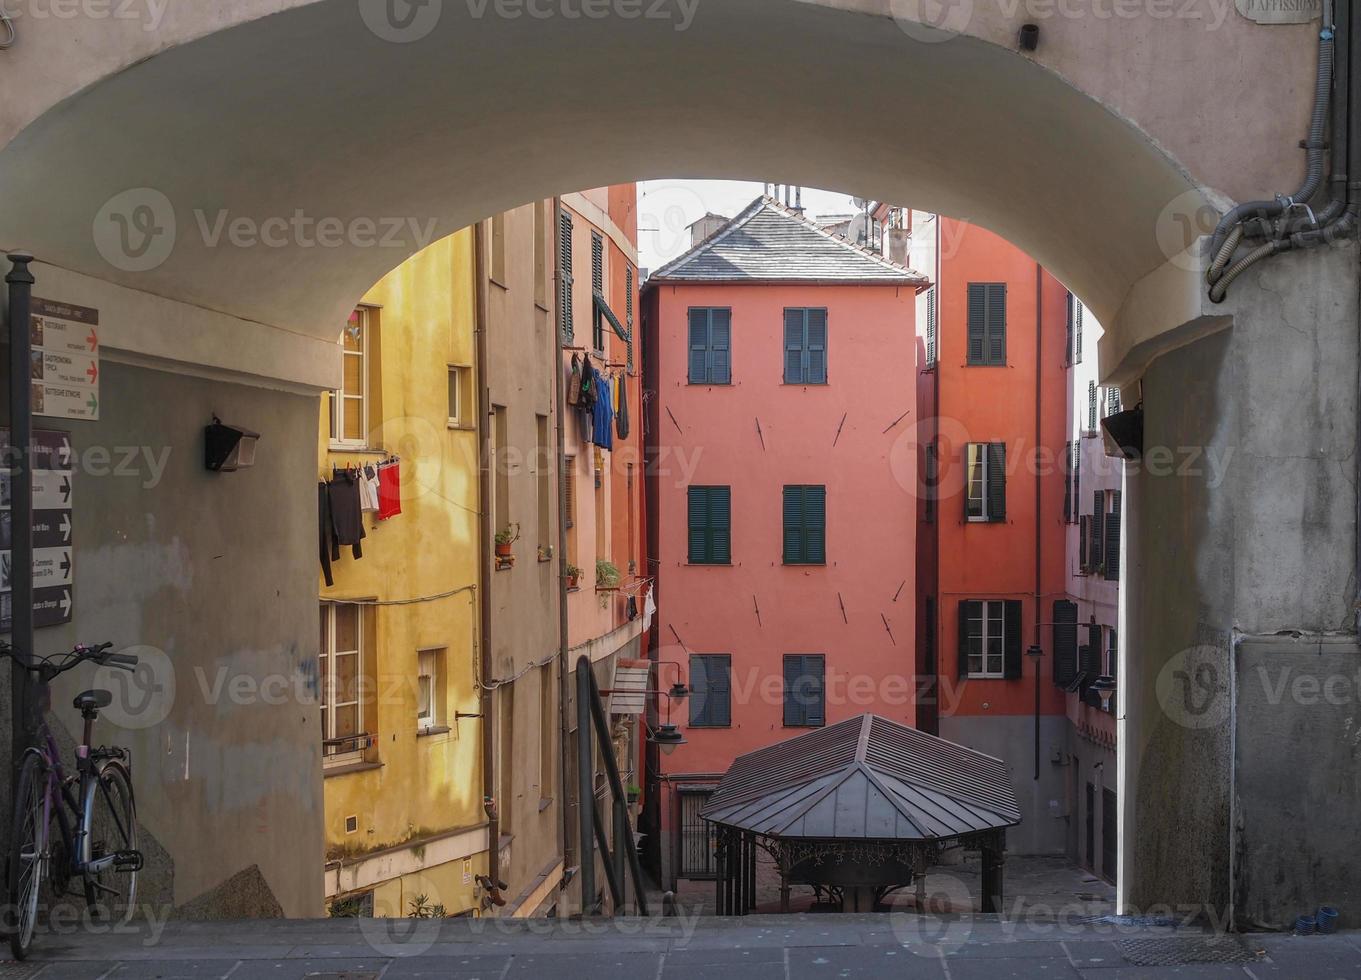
[33, 509, 72, 548]
[31, 298, 99, 421]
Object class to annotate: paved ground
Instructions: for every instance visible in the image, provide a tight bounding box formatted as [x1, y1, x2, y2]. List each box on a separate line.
[5, 915, 1361, 978]
[663, 853, 1116, 917]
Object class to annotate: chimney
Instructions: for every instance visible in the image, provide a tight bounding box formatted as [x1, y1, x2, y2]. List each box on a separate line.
[885, 227, 910, 265]
[687, 213, 728, 248]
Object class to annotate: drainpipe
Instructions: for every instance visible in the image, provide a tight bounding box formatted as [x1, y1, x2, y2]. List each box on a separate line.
[552, 197, 577, 891]
[474, 219, 501, 909]
[1033, 263, 1043, 782]
[931, 216, 942, 737]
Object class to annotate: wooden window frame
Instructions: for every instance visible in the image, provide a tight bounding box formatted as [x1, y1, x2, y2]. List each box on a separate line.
[321, 601, 370, 767]
[331, 308, 371, 448]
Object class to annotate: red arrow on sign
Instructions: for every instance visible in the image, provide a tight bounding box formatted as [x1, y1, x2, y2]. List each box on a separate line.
[86, 362, 98, 383]
[86, 327, 98, 352]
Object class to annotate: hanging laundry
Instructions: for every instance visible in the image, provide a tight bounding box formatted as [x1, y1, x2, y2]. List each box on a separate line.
[378, 459, 402, 520]
[591, 367, 614, 451]
[319, 482, 336, 587]
[567, 353, 583, 406]
[577, 362, 596, 445]
[642, 582, 656, 631]
[615, 372, 629, 440]
[322, 471, 365, 586]
[359, 463, 380, 513]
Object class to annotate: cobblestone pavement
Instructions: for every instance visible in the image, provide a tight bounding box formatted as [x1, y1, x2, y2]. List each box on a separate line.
[2, 914, 1360, 979]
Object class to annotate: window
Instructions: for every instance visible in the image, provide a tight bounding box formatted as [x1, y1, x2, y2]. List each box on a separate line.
[966, 282, 1006, 366]
[1106, 628, 1119, 679]
[678, 789, 718, 878]
[320, 602, 367, 764]
[416, 647, 444, 732]
[1090, 490, 1105, 572]
[490, 212, 507, 286]
[625, 265, 635, 374]
[1087, 381, 1098, 433]
[1071, 441, 1081, 524]
[782, 654, 825, 727]
[689, 654, 731, 727]
[924, 442, 938, 522]
[958, 598, 1022, 679]
[331, 308, 370, 446]
[1066, 291, 1084, 366]
[536, 414, 552, 550]
[590, 231, 605, 352]
[626, 462, 636, 573]
[534, 201, 549, 309]
[1052, 599, 1079, 687]
[782, 485, 826, 565]
[447, 365, 471, 427]
[564, 455, 578, 572]
[1104, 490, 1122, 582]
[1063, 440, 1074, 523]
[1105, 386, 1123, 417]
[925, 286, 938, 368]
[558, 209, 574, 343]
[783, 308, 828, 384]
[1079, 515, 1090, 571]
[965, 442, 1007, 522]
[492, 406, 510, 537]
[687, 486, 731, 564]
[539, 663, 555, 800]
[687, 308, 732, 384]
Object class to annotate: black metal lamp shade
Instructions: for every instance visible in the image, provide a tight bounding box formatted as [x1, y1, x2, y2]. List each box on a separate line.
[205, 417, 261, 472]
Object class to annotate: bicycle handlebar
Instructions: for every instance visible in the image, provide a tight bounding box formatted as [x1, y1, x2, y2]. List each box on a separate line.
[0, 641, 133, 682]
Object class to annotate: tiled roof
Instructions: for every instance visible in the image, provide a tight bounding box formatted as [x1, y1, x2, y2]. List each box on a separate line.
[646, 197, 929, 285]
[701, 714, 1021, 841]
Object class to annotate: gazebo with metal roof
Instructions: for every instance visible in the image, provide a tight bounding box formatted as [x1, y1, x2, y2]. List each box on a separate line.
[701, 713, 1022, 914]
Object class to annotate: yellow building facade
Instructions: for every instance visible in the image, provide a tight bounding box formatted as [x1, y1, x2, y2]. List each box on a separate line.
[318, 230, 489, 917]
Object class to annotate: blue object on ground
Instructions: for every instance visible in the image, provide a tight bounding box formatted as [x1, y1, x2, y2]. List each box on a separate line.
[1317, 906, 1339, 934]
[1296, 914, 1317, 935]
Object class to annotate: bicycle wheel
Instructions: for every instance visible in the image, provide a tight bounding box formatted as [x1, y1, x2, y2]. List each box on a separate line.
[81, 761, 137, 922]
[8, 751, 49, 960]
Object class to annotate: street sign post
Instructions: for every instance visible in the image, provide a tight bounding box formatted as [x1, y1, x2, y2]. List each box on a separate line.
[29, 297, 99, 421]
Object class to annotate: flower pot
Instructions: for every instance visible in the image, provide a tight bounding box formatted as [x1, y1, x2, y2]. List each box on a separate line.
[567, 575, 579, 589]
[495, 542, 512, 558]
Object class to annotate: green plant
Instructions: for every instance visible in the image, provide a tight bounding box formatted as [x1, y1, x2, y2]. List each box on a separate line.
[565, 563, 582, 578]
[595, 559, 621, 587]
[408, 893, 448, 918]
[626, 783, 641, 797]
[495, 522, 520, 546]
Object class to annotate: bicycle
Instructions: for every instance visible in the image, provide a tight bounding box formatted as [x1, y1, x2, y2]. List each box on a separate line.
[1, 641, 143, 959]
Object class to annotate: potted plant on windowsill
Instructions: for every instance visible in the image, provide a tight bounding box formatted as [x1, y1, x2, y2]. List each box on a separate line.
[565, 563, 581, 590]
[494, 522, 520, 558]
[626, 783, 641, 805]
[595, 559, 622, 590]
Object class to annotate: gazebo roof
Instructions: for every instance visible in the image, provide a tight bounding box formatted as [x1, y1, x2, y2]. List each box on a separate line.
[701, 714, 1022, 841]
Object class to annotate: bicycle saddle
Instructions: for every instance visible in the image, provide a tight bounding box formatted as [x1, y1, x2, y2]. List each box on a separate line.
[73, 690, 112, 711]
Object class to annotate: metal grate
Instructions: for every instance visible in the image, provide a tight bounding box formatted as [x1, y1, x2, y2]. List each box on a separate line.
[1119, 936, 1263, 966]
[0, 964, 43, 980]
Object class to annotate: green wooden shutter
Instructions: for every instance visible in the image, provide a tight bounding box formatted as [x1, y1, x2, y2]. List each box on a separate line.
[689, 654, 708, 725]
[1065, 292, 1075, 366]
[1053, 599, 1078, 685]
[805, 308, 827, 383]
[805, 655, 825, 726]
[966, 284, 986, 364]
[1104, 490, 1121, 581]
[1072, 441, 1081, 524]
[1087, 381, 1097, 432]
[709, 309, 731, 384]
[559, 210, 574, 343]
[1090, 491, 1104, 570]
[1079, 515, 1089, 570]
[625, 265, 635, 373]
[783, 309, 805, 383]
[958, 600, 979, 678]
[805, 485, 826, 563]
[987, 442, 1007, 522]
[925, 287, 938, 367]
[1074, 301, 1084, 364]
[783, 486, 803, 563]
[1002, 600, 1023, 678]
[710, 486, 731, 564]
[688, 309, 709, 383]
[1063, 440, 1073, 523]
[687, 487, 709, 562]
[711, 656, 731, 726]
[1082, 625, 1103, 675]
[985, 283, 1006, 365]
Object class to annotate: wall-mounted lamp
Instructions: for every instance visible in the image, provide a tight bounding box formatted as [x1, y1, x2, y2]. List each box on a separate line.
[649, 723, 686, 755]
[1101, 404, 1144, 460]
[1089, 676, 1117, 712]
[205, 416, 260, 472]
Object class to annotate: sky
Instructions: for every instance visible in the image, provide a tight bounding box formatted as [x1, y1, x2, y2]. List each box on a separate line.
[636, 180, 863, 273]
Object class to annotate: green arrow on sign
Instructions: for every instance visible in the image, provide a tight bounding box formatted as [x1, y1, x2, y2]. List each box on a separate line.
[86, 394, 97, 413]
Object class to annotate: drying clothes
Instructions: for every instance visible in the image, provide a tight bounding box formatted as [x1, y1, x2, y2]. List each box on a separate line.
[591, 368, 614, 450]
[359, 464, 380, 513]
[577, 364, 596, 445]
[615, 374, 629, 441]
[567, 354, 583, 406]
[377, 460, 402, 520]
[642, 583, 656, 631]
[626, 595, 638, 621]
[321, 473, 365, 586]
[319, 482, 336, 587]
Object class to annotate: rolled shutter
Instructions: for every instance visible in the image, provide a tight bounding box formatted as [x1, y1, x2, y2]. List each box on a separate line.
[805, 485, 826, 563]
[986, 284, 1006, 364]
[1052, 599, 1078, 686]
[1003, 600, 1023, 679]
[806, 309, 828, 383]
[688, 309, 709, 383]
[709, 309, 731, 384]
[783, 309, 804, 383]
[958, 600, 979, 678]
[710, 486, 731, 564]
[1090, 491, 1104, 570]
[988, 442, 1007, 522]
[1104, 490, 1122, 581]
[783, 486, 803, 563]
[966, 284, 986, 364]
[687, 487, 708, 562]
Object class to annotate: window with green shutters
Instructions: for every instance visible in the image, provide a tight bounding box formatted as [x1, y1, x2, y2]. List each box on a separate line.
[1052, 599, 1078, 686]
[687, 307, 732, 384]
[782, 654, 825, 727]
[689, 654, 731, 727]
[1104, 490, 1122, 581]
[957, 599, 1022, 679]
[1087, 381, 1098, 432]
[558, 210, 574, 343]
[966, 282, 1006, 366]
[783, 308, 828, 384]
[625, 265, 635, 374]
[782, 485, 826, 564]
[590, 231, 605, 352]
[1090, 490, 1105, 572]
[965, 442, 1007, 522]
[925, 287, 938, 367]
[687, 486, 731, 564]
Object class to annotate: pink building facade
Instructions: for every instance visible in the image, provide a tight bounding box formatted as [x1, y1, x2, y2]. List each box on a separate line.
[641, 199, 928, 888]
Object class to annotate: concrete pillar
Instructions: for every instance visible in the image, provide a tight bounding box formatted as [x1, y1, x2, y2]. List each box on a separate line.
[1122, 243, 1359, 926]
